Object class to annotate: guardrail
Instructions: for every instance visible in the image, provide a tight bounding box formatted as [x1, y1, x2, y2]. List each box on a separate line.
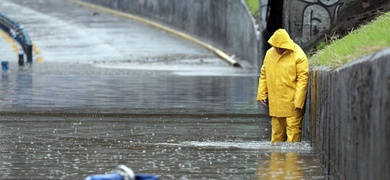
[0, 13, 33, 63]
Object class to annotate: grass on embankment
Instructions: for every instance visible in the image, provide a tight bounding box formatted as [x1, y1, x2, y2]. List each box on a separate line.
[309, 11, 390, 68]
[245, 0, 259, 17]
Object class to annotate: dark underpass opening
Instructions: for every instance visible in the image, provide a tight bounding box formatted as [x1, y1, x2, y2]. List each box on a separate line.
[263, 0, 284, 53]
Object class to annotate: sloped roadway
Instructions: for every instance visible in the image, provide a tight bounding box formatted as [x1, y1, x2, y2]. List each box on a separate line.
[0, 0, 328, 179]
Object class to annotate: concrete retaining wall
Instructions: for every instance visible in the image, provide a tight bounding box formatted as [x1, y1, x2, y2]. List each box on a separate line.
[303, 48, 390, 179]
[80, 0, 261, 68]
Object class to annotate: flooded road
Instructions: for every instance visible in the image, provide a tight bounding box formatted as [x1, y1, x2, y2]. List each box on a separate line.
[0, 0, 328, 179]
[0, 63, 260, 115]
[0, 114, 325, 179]
[0, 64, 327, 179]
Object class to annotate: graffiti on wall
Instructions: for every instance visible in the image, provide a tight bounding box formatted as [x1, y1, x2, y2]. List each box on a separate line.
[295, 0, 343, 44]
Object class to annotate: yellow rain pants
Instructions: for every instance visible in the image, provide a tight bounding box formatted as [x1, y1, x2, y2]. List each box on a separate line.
[271, 110, 303, 143]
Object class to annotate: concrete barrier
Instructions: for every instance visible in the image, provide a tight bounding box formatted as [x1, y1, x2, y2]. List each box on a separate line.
[79, 0, 261, 68]
[303, 48, 390, 179]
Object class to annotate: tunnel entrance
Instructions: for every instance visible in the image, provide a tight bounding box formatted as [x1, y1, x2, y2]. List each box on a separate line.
[262, 0, 284, 53]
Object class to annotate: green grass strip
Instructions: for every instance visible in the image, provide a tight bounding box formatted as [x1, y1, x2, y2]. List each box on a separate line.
[309, 12, 390, 68]
[245, 0, 259, 17]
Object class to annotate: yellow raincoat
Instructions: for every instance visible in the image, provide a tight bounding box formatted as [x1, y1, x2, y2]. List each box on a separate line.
[257, 29, 308, 142]
[257, 29, 308, 117]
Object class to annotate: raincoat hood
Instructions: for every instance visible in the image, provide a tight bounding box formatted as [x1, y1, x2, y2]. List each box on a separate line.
[267, 29, 295, 51]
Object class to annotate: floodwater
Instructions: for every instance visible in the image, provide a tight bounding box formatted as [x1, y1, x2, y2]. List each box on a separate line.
[0, 64, 328, 179]
[0, 115, 325, 179]
[0, 62, 260, 114]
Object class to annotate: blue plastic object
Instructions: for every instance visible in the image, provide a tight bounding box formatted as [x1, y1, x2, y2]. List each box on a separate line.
[85, 174, 158, 180]
[84, 165, 158, 180]
[84, 173, 123, 180]
[135, 174, 159, 180]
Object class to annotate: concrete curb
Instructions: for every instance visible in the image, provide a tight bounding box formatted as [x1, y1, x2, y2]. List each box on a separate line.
[71, 0, 241, 67]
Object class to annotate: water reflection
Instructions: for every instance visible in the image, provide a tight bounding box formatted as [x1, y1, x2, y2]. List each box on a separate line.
[0, 63, 261, 114]
[257, 151, 326, 179]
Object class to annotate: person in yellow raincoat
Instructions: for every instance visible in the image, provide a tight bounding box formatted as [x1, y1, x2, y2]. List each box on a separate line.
[257, 29, 309, 143]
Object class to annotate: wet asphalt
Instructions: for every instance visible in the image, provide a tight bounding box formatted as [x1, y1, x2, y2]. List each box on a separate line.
[0, 0, 328, 179]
